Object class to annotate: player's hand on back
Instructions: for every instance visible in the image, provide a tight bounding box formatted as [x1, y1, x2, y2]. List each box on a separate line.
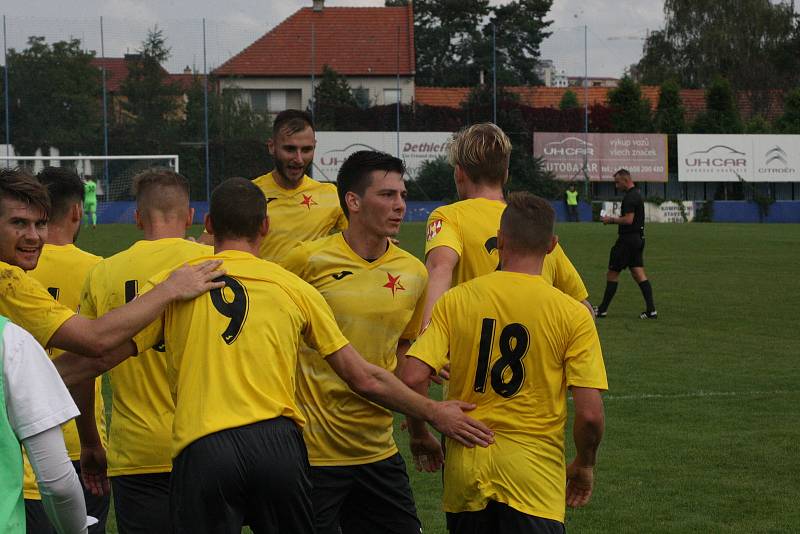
[565, 459, 594, 508]
[409, 430, 444, 472]
[429, 400, 494, 448]
[163, 260, 226, 300]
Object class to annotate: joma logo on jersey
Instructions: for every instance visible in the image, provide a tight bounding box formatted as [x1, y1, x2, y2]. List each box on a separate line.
[300, 194, 318, 210]
[331, 271, 354, 280]
[426, 220, 442, 241]
[383, 273, 405, 297]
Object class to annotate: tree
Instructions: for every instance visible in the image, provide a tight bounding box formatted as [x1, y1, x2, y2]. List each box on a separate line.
[607, 76, 652, 133]
[398, 0, 553, 86]
[653, 80, 685, 134]
[744, 115, 772, 134]
[559, 90, 579, 110]
[119, 27, 182, 152]
[3, 36, 101, 154]
[775, 88, 800, 133]
[634, 0, 800, 96]
[410, 156, 457, 201]
[311, 66, 359, 130]
[692, 77, 743, 133]
[478, 0, 552, 85]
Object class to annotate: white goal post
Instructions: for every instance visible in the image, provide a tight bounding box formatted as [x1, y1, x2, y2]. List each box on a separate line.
[0, 155, 180, 201]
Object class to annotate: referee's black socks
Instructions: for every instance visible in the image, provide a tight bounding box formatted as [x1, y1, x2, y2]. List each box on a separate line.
[638, 279, 655, 313]
[598, 281, 618, 313]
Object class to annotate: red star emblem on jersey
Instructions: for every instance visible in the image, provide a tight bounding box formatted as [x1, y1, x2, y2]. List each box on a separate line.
[300, 194, 318, 210]
[383, 273, 406, 297]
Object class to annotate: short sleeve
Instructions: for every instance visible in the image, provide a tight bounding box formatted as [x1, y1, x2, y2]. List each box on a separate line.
[564, 310, 608, 391]
[79, 264, 99, 320]
[296, 282, 349, 357]
[621, 191, 637, 215]
[550, 244, 589, 302]
[279, 242, 310, 277]
[405, 293, 451, 373]
[0, 266, 75, 348]
[424, 208, 462, 258]
[334, 208, 348, 232]
[3, 323, 79, 441]
[130, 281, 165, 354]
[401, 275, 428, 341]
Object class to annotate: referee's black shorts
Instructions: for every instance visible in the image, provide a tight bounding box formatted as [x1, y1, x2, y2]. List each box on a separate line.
[170, 417, 313, 534]
[310, 452, 420, 534]
[608, 233, 645, 272]
[447, 500, 564, 534]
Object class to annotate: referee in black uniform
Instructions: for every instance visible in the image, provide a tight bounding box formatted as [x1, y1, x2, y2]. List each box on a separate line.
[594, 168, 657, 319]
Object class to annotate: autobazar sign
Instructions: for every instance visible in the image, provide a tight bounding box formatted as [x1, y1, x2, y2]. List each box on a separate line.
[533, 133, 668, 182]
[678, 134, 800, 182]
[313, 132, 452, 182]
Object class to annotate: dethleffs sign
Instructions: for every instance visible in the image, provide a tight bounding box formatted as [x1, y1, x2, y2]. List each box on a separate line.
[678, 134, 800, 182]
[533, 133, 668, 182]
[313, 132, 452, 182]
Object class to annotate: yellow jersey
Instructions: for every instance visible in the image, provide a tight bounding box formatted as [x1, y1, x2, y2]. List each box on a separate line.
[282, 233, 427, 466]
[80, 238, 213, 476]
[407, 271, 607, 522]
[252, 172, 347, 262]
[0, 261, 75, 348]
[133, 250, 349, 458]
[425, 198, 589, 302]
[24, 244, 106, 499]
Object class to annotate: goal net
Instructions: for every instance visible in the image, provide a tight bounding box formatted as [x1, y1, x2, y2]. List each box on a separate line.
[0, 155, 179, 201]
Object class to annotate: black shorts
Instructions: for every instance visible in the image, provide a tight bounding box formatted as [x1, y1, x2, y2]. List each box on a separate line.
[608, 234, 645, 272]
[310, 452, 420, 534]
[447, 500, 564, 534]
[170, 417, 313, 534]
[111, 472, 171, 534]
[25, 461, 110, 534]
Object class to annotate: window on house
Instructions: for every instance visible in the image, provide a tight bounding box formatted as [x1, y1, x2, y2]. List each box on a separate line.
[383, 88, 401, 105]
[238, 89, 302, 113]
[352, 87, 370, 109]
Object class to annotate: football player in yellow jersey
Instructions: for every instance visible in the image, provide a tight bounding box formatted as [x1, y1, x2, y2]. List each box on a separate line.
[282, 151, 426, 534]
[79, 169, 211, 534]
[24, 167, 109, 533]
[200, 109, 347, 261]
[402, 193, 607, 533]
[422, 123, 594, 333]
[59, 177, 493, 534]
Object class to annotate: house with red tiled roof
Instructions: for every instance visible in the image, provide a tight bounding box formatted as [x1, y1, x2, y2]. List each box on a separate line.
[212, 0, 415, 114]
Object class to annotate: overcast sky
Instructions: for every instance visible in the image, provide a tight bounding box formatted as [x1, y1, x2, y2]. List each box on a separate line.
[2, 0, 668, 78]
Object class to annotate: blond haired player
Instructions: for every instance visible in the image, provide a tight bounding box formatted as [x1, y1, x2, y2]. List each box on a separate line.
[78, 169, 212, 534]
[282, 151, 426, 534]
[59, 177, 493, 534]
[24, 167, 109, 533]
[423, 123, 594, 331]
[402, 193, 607, 533]
[200, 109, 346, 261]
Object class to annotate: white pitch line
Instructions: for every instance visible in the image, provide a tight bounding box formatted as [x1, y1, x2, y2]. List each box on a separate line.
[600, 390, 797, 401]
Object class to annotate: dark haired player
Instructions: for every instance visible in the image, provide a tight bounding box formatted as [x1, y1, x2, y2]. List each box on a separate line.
[282, 151, 426, 534]
[200, 109, 346, 261]
[595, 168, 657, 319]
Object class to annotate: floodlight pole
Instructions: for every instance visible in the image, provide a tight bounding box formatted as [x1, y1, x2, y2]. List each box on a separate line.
[583, 24, 590, 200]
[396, 26, 400, 158]
[100, 17, 110, 189]
[310, 22, 315, 124]
[3, 15, 11, 160]
[203, 18, 211, 202]
[492, 23, 497, 124]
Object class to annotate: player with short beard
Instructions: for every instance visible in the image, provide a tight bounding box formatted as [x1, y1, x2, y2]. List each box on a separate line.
[200, 109, 346, 261]
[282, 151, 427, 534]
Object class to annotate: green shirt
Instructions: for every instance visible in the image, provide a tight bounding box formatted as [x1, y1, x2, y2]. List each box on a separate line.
[565, 190, 579, 206]
[0, 316, 24, 533]
[84, 181, 97, 204]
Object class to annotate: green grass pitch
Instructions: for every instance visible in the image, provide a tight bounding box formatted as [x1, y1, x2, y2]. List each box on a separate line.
[75, 221, 800, 534]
